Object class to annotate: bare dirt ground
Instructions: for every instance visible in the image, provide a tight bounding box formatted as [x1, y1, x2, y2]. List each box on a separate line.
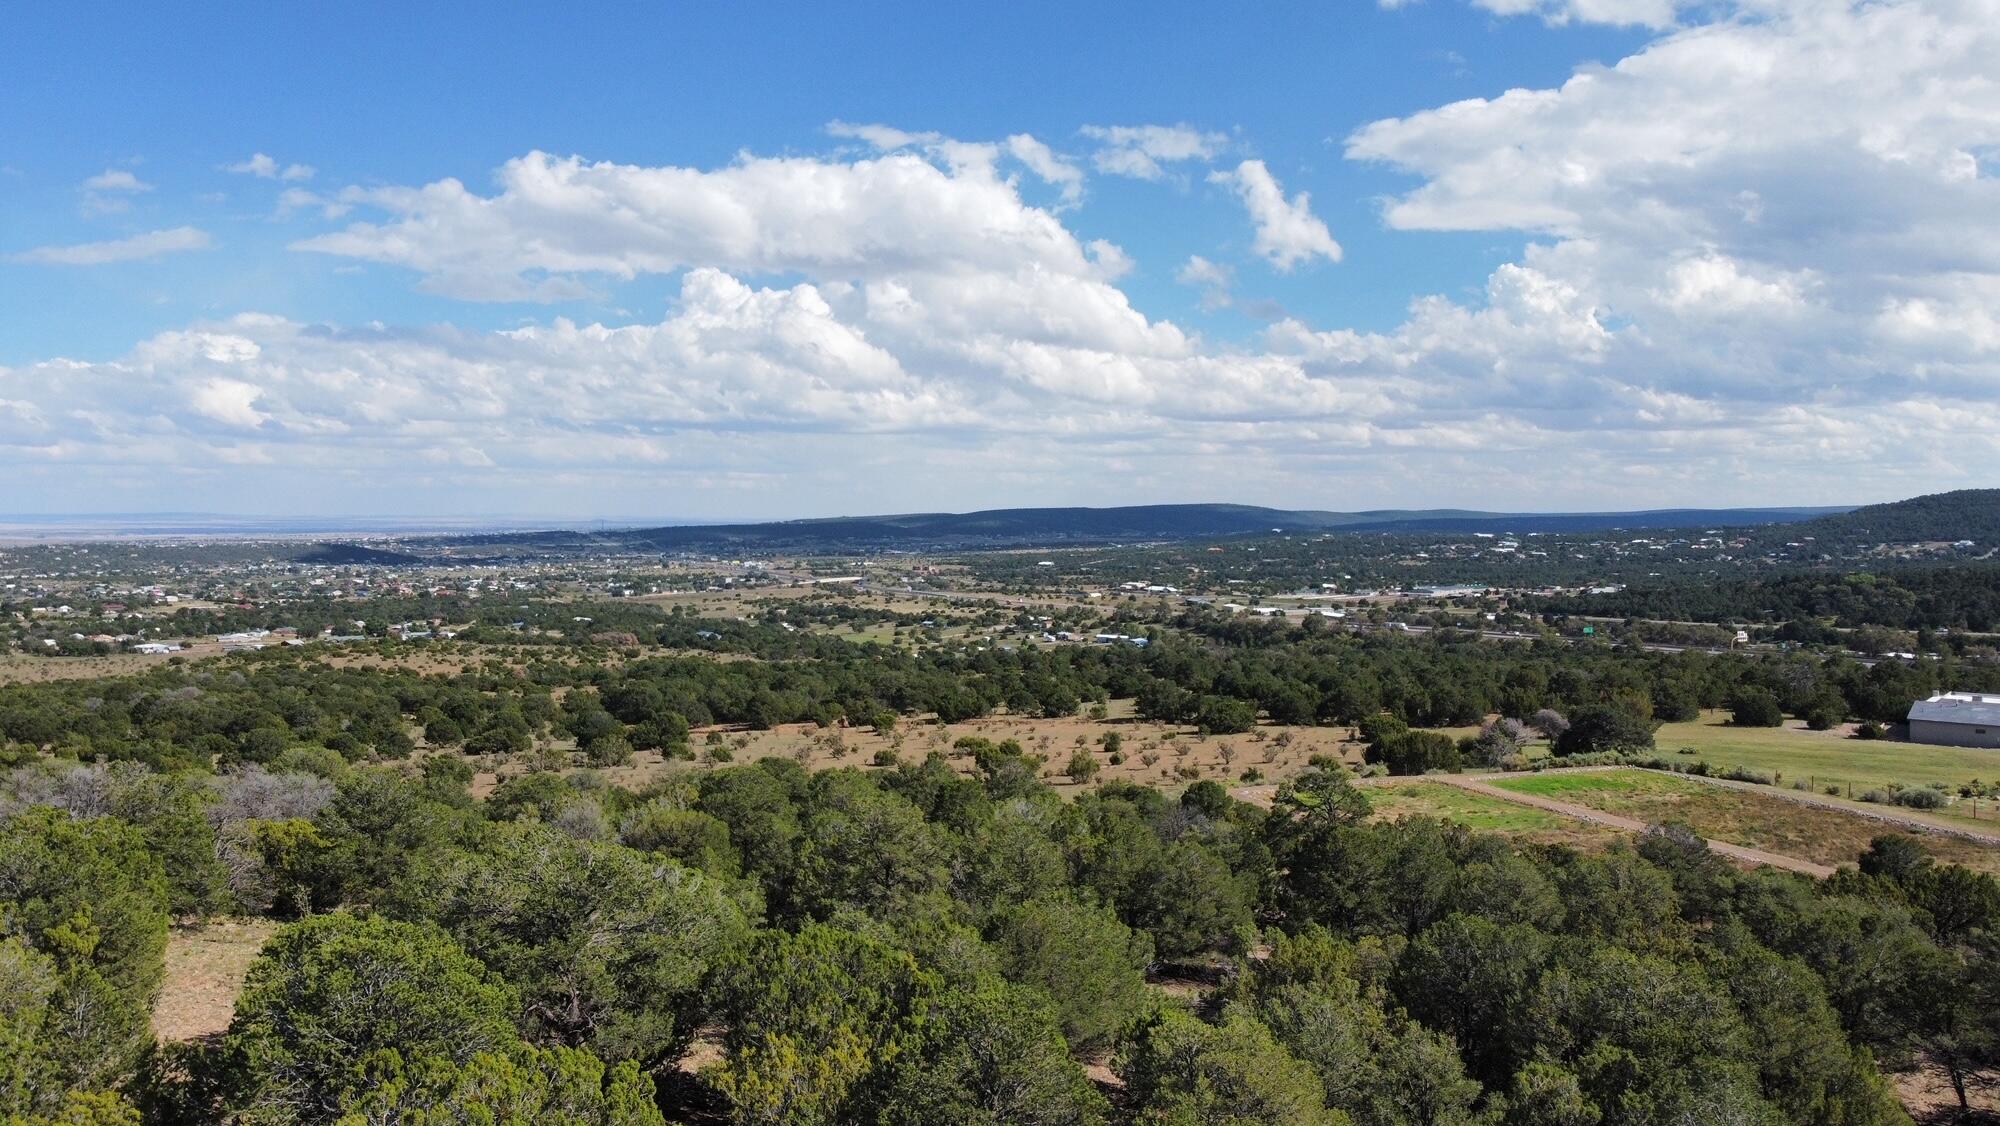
[1895, 1058, 2000, 1123]
[0, 640, 227, 685]
[154, 917, 279, 1042]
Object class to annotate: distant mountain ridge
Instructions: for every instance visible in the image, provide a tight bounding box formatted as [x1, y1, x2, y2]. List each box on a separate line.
[427, 500, 1858, 555]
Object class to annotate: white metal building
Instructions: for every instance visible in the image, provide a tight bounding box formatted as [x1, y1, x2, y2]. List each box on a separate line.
[1907, 692, 2000, 749]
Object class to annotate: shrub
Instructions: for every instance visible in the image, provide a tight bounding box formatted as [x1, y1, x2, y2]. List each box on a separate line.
[1064, 749, 1102, 785]
[1195, 696, 1257, 736]
[1728, 689, 1784, 728]
[1893, 787, 1948, 810]
[1855, 721, 1887, 740]
[1376, 731, 1460, 776]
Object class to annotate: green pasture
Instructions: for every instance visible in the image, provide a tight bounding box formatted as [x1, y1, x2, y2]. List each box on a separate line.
[1367, 781, 1574, 832]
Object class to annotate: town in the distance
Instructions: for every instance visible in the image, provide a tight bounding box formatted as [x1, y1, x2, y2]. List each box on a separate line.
[2, 486, 1998, 1124]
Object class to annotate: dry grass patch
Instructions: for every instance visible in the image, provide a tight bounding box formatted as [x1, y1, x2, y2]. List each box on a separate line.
[1497, 769, 2000, 874]
[465, 706, 1396, 800]
[155, 917, 281, 1043]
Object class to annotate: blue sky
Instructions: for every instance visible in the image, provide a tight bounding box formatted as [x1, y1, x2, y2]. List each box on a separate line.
[3, 0, 1995, 519]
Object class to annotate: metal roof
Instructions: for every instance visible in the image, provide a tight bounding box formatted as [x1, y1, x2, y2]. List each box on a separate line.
[1908, 694, 2000, 726]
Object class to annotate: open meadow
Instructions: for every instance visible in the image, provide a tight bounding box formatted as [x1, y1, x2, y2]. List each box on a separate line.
[1654, 710, 2000, 827]
[1363, 779, 1623, 849]
[1493, 768, 2000, 874]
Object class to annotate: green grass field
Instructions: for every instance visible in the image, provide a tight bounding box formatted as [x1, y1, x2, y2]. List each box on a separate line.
[1494, 770, 1691, 799]
[1652, 711, 2000, 826]
[1368, 781, 1577, 832]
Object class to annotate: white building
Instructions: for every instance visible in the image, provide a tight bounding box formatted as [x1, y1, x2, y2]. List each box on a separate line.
[1908, 692, 2000, 749]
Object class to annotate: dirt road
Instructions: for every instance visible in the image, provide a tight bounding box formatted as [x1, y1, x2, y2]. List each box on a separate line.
[1656, 770, 2000, 847]
[1439, 775, 1836, 876]
[1234, 772, 1837, 878]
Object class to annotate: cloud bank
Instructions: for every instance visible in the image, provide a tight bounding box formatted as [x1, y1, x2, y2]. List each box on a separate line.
[3, 0, 1997, 515]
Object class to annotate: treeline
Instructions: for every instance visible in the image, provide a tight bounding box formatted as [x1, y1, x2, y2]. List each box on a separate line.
[1526, 566, 2000, 634]
[4, 749, 1996, 1123]
[5, 625, 1998, 772]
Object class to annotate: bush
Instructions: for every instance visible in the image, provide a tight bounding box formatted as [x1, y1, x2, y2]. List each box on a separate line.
[1376, 731, 1460, 776]
[1720, 766, 1774, 785]
[1728, 689, 1785, 728]
[1892, 787, 1948, 810]
[1194, 696, 1257, 736]
[1064, 749, 1101, 785]
[1855, 721, 1887, 740]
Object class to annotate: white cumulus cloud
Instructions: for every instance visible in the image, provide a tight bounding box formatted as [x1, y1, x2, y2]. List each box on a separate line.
[1208, 160, 1342, 270]
[226, 153, 316, 181]
[1080, 124, 1228, 180]
[9, 1, 2000, 514]
[1472, 0, 1682, 28]
[82, 169, 152, 193]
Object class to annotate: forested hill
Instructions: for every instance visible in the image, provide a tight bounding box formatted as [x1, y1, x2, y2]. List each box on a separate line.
[293, 542, 425, 566]
[1770, 488, 2000, 551]
[435, 501, 1846, 554]
[1529, 565, 2000, 634]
